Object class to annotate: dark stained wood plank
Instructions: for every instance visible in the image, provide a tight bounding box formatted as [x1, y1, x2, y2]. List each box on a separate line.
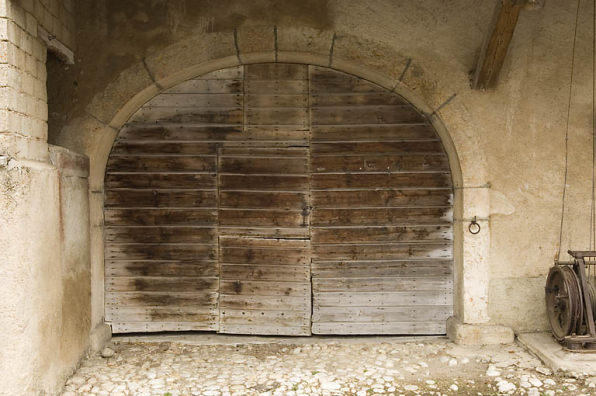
[219, 157, 308, 174]
[220, 280, 310, 296]
[221, 310, 310, 326]
[220, 246, 310, 266]
[311, 125, 435, 141]
[245, 64, 307, 80]
[220, 191, 308, 210]
[163, 79, 242, 94]
[106, 260, 218, 277]
[311, 106, 426, 125]
[311, 93, 408, 107]
[129, 107, 243, 125]
[221, 264, 310, 281]
[313, 291, 452, 307]
[311, 141, 444, 156]
[220, 175, 309, 191]
[110, 142, 218, 156]
[245, 80, 307, 94]
[105, 174, 216, 189]
[219, 209, 307, 228]
[312, 260, 453, 278]
[312, 207, 452, 227]
[107, 156, 216, 173]
[312, 321, 446, 335]
[106, 276, 219, 292]
[105, 291, 218, 307]
[117, 126, 243, 141]
[311, 173, 452, 190]
[312, 190, 452, 208]
[218, 295, 310, 311]
[311, 155, 449, 173]
[104, 227, 216, 244]
[311, 243, 453, 260]
[245, 108, 308, 126]
[309, 79, 386, 94]
[107, 310, 218, 323]
[219, 147, 308, 157]
[105, 244, 217, 261]
[472, 0, 523, 90]
[311, 225, 453, 244]
[105, 190, 217, 208]
[220, 237, 310, 249]
[245, 94, 308, 108]
[219, 227, 310, 238]
[313, 277, 453, 292]
[105, 209, 217, 226]
[145, 93, 242, 108]
[312, 305, 453, 323]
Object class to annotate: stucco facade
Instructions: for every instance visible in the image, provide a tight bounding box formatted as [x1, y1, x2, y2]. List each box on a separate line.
[1, 0, 594, 394]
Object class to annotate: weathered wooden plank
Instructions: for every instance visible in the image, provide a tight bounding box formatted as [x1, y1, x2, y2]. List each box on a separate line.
[311, 141, 444, 156]
[107, 310, 218, 323]
[245, 94, 308, 108]
[311, 155, 449, 173]
[220, 236, 310, 249]
[218, 295, 310, 310]
[220, 175, 309, 191]
[218, 227, 310, 238]
[105, 227, 216, 244]
[312, 225, 453, 244]
[312, 321, 446, 335]
[219, 157, 308, 174]
[309, 79, 386, 94]
[129, 107, 243, 125]
[312, 305, 453, 322]
[311, 93, 408, 107]
[106, 306, 217, 318]
[312, 260, 453, 278]
[219, 147, 308, 157]
[311, 243, 453, 260]
[105, 209, 217, 226]
[314, 291, 452, 306]
[313, 277, 453, 292]
[110, 142, 218, 156]
[144, 93, 242, 108]
[312, 125, 436, 141]
[219, 209, 307, 228]
[107, 156, 216, 173]
[245, 80, 307, 94]
[220, 280, 310, 296]
[311, 207, 453, 227]
[221, 310, 310, 326]
[105, 190, 217, 208]
[106, 260, 218, 277]
[117, 126, 243, 141]
[105, 174, 216, 189]
[106, 276, 218, 292]
[106, 244, 216, 261]
[105, 291, 218, 307]
[111, 321, 218, 333]
[245, 64, 307, 80]
[220, 247, 310, 266]
[312, 190, 452, 208]
[221, 264, 310, 281]
[163, 79, 242, 94]
[246, 108, 308, 126]
[220, 191, 308, 210]
[311, 106, 426, 125]
[311, 173, 452, 190]
[218, 324, 310, 336]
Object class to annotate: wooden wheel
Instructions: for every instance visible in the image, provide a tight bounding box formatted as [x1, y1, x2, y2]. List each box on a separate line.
[546, 266, 582, 341]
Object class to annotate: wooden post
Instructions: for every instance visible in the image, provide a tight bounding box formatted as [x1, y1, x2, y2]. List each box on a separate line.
[471, 0, 523, 90]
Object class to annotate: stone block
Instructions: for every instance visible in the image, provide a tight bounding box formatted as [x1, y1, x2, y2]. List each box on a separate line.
[277, 26, 334, 61]
[447, 316, 515, 345]
[236, 25, 275, 62]
[89, 323, 112, 352]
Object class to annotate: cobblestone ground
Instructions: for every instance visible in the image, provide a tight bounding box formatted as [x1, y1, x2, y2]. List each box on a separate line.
[61, 337, 596, 396]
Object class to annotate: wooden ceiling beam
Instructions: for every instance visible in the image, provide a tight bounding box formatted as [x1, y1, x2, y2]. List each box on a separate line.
[471, 0, 525, 90]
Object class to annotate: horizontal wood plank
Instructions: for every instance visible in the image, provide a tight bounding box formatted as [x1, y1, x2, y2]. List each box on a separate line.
[312, 305, 453, 322]
[312, 260, 453, 278]
[312, 225, 453, 244]
[311, 106, 426, 125]
[246, 94, 308, 107]
[311, 125, 435, 141]
[110, 142, 218, 156]
[105, 244, 217, 261]
[106, 174, 216, 189]
[106, 276, 218, 292]
[311, 155, 449, 173]
[105, 227, 216, 244]
[311, 141, 444, 156]
[219, 209, 307, 228]
[245, 64, 307, 80]
[129, 107, 243, 125]
[105, 209, 217, 226]
[312, 207, 452, 227]
[105, 291, 218, 307]
[105, 190, 217, 208]
[163, 79, 242, 94]
[311, 173, 452, 190]
[312, 321, 446, 335]
[312, 190, 452, 208]
[221, 264, 310, 281]
[220, 310, 310, 326]
[220, 175, 309, 191]
[218, 324, 310, 336]
[145, 93, 242, 108]
[220, 191, 307, 210]
[245, 80, 307, 94]
[106, 261, 218, 277]
[220, 280, 310, 296]
[314, 291, 452, 307]
[107, 156, 216, 173]
[313, 276, 453, 292]
[219, 157, 308, 174]
[312, 243, 452, 260]
[111, 321, 218, 332]
[245, 108, 308, 126]
[220, 246, 310, 266]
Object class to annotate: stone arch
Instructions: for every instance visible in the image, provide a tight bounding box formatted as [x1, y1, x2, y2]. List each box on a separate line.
[55, 32, 490, 333]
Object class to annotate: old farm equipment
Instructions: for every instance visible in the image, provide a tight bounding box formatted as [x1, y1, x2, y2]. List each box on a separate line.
[546, 251, 596, 351]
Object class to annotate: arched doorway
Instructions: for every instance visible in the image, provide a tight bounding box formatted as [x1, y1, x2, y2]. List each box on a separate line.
[104, 63, 453, 335]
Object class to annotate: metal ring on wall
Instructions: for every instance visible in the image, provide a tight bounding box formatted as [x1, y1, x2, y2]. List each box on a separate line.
[469, 216, 481, 234]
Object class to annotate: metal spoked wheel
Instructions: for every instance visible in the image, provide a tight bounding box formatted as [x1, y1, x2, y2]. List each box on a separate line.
[545, 266, 583, 341]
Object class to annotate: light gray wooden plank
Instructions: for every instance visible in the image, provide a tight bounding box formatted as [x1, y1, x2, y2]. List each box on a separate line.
[312, 321, 446, 335]
[220, 280, 311, 297]
[221, 264, 310, 281]
[311, 243, 453, 260]
[312, 277, 453, 293]
[105, 292, 218, 307]
[105, 276, 218, 292]
[220, 309, 310, 326]
[218, 295, 310, 311]
[311, 260, 453, 278]
[312, 305, 453, 323]
[314, 291, 452, 307]
[111, 321, 218, 333]
[105, 260, 218, 277]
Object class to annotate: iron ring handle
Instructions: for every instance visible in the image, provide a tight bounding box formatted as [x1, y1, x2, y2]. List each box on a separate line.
[469, 217, 481, 235]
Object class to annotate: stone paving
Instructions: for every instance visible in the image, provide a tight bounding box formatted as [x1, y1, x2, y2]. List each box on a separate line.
[61, 337, 596, 396]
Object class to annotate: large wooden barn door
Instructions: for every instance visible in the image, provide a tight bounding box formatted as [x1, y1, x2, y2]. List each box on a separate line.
[104, 63, 453, 335]
[308, 66, 454, 335]
[217, 64, 312, 335]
